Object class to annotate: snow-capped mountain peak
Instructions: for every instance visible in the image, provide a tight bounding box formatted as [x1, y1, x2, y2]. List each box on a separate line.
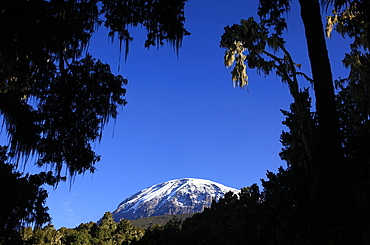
[112, 178, 239, 221]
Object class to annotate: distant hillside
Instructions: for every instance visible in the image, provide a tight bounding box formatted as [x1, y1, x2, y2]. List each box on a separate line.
[130, 213, 196, 229]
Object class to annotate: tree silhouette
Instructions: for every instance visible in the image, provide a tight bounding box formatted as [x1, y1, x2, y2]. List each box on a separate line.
[0, 0, 189, 238]
[0, 0, 189, 180]
[0, 147, 58, 243]
[220, 0, 370, 243]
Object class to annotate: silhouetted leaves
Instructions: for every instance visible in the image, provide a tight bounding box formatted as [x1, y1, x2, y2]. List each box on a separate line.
[0, 0, 189, 237]
[0, 0, 189, 180]
[0, 147, 58, 243]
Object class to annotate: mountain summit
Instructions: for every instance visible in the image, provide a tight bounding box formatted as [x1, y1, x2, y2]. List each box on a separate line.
[112, 178, 239, 221]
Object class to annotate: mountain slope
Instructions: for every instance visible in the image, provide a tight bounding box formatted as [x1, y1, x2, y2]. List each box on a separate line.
[130, 213, 196, 229]
[112, 178, 239, 221]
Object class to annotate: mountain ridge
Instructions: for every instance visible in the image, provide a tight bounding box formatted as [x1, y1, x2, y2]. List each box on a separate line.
[112, 178, 239, 222]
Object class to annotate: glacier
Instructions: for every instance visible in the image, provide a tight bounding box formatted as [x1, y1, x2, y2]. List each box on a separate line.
[112, 178, 239, 222]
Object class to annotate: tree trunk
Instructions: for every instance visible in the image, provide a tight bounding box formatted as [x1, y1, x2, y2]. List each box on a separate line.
[298, 0, 343, 167]
[297, 0, 347, 242]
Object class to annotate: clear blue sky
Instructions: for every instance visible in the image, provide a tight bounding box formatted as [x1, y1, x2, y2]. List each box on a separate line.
[35, 0, 351, 229]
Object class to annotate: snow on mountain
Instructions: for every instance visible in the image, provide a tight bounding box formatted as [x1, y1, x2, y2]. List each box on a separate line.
[112, 178, 239, 221]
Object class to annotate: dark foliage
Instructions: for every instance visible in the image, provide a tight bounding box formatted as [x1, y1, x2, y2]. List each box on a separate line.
[0, 0, 189, 236]
[0, 0, 189, 180]
[0, 146, 57, 243]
